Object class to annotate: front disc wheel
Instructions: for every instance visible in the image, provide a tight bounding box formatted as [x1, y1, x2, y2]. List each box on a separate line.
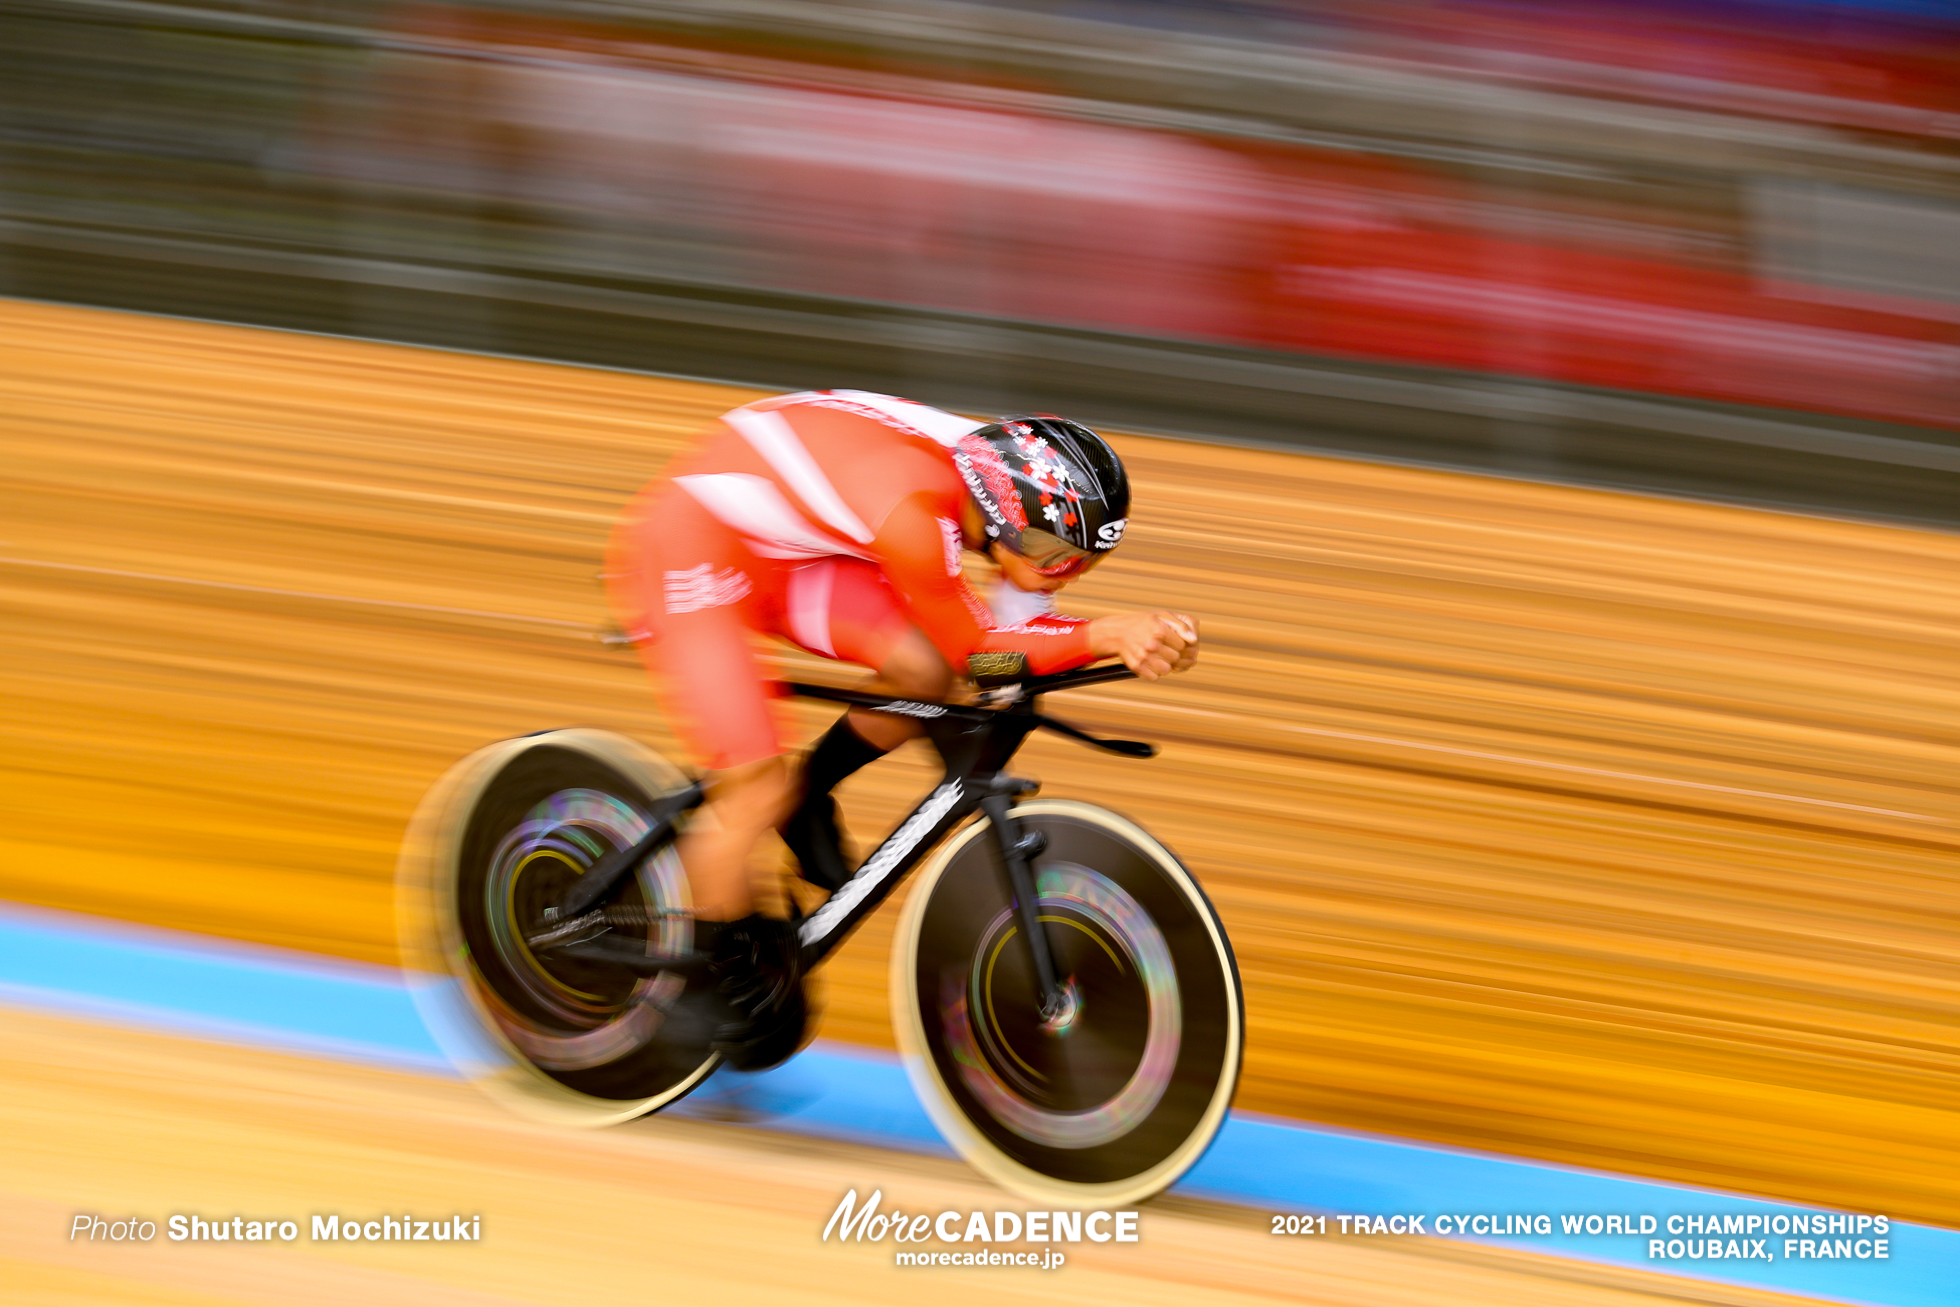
[892, 800, 1242, 1204]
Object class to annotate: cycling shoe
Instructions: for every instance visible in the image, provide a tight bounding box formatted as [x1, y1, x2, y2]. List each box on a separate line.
[696, 914, 809, 1072]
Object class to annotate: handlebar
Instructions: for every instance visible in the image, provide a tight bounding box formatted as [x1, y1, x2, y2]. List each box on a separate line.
[782, 659, 1134, 712]
[1010, 661, 1140, 697]
[780, 660, 1156, 758]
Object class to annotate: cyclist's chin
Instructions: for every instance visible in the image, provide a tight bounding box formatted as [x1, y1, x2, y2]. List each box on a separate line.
[995, 555, 1071, 594]
[1011, 568, 1074, 599]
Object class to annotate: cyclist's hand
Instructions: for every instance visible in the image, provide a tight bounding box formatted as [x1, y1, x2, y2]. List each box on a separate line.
[1089, 611, 1199, 681]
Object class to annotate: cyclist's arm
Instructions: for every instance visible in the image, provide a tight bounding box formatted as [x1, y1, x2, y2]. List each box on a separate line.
[875, 492, 1095, 676]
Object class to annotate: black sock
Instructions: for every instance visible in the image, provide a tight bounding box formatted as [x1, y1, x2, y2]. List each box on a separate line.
[800, 714, 887, 801]
[782, 716, 886, 893]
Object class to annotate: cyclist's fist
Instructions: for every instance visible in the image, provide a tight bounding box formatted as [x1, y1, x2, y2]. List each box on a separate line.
[1089, 611, 1199, 681]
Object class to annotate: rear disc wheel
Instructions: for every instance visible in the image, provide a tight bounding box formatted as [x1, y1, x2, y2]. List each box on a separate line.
[398, 728, 718, 1125]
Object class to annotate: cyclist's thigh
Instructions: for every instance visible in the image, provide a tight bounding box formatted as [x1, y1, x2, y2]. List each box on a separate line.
[776, 556, 915, 671]
[608, 483, 784, 772]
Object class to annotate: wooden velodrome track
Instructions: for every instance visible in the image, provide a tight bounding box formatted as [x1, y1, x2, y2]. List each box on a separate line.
[0, 1005, 1835, 1307]
[0, 1011, 1834, 1307]
[2, 300, 1956, 1290]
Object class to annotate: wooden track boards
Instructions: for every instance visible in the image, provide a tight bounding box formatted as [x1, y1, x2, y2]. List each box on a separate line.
[0, 1007, 1837, 1307]
[3, 299, 1956, 1223]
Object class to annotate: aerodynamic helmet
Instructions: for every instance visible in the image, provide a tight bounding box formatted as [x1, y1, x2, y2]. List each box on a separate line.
[953, 416, 1130, 577]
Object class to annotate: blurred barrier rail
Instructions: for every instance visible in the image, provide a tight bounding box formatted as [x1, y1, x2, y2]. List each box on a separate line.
[2, 0, 1958, 521]
[4, 300, 1956, 1224]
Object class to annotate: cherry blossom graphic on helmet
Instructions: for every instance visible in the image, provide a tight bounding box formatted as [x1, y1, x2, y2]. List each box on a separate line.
[1008, 426, 1085, 533]
[955, 432, 1029, 536]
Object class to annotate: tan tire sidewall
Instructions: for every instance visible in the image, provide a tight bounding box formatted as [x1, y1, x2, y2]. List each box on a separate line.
[889, 798, 1241, 1205]
[395, 728, 716, 1126]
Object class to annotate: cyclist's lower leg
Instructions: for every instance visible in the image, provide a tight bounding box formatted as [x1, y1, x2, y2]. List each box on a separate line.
[666, 754, 808, 1068]
[785, 628, 952, 889]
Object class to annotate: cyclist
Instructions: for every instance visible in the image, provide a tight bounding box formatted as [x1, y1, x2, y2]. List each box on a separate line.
[605, 389, 1198, 1070]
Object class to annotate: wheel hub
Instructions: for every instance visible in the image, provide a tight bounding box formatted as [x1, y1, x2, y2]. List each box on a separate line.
[1039, 978, 1081, 1033]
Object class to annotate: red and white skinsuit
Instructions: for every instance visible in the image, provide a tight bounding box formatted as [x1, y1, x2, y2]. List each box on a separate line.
[606, 390, 1095, 771]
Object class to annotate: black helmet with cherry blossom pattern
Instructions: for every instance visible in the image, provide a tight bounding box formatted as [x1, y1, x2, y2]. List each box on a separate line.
[952, 416, 1130, 578]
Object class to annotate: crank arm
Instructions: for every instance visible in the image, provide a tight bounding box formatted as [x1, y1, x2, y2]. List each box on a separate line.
[527, 904, 694, 950]
[525, 909, 609, 950]
[547, 935, 712, 976]
[555, 782, 703, 918]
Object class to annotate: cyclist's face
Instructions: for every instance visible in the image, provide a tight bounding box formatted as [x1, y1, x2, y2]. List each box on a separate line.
[990, 541, 1099, 593]
[961, 497, 1103, 593]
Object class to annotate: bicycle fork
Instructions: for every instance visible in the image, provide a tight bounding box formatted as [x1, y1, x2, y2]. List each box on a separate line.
[980, 777, 1070, 1022]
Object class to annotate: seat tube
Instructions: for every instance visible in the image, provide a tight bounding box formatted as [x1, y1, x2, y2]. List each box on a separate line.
[979, 785, 1065, 1017]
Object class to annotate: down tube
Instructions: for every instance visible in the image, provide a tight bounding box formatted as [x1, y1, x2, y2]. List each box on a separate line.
[795, 780, 982, 969]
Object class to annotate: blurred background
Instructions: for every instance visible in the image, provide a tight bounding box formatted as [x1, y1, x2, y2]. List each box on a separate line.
[2, 0, 1957, 513]
[2, 2, 1958, 1303]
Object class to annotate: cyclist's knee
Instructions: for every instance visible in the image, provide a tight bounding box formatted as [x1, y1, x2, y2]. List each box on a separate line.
[880, 629, 954, 701]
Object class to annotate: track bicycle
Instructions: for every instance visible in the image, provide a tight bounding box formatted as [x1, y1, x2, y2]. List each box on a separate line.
[397, 661, 1243, 1203]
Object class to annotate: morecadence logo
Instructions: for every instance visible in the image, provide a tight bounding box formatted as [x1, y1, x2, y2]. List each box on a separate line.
[822, 1188, 1137, 1271]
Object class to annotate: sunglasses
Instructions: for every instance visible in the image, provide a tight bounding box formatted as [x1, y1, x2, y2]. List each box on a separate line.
[1018, 528, 1103, 578]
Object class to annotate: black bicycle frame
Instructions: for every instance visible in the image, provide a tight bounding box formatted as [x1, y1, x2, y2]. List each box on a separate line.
[785, 663, 1152, 1004]
[544, 661, 1152, 1009]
